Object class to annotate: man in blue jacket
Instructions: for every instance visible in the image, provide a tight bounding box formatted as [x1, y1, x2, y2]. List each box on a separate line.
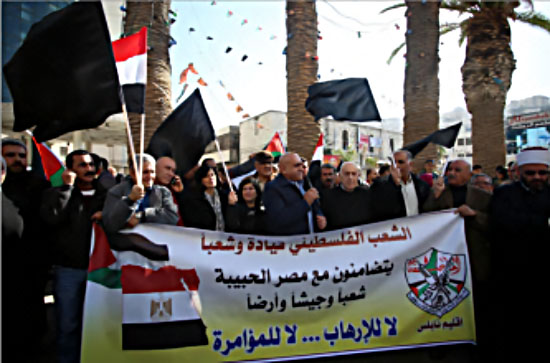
[263, 153, 326, 235]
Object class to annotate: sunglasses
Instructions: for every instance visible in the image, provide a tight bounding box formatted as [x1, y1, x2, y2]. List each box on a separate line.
[4, 152, 26, 158]
[524, 170, 549, 176]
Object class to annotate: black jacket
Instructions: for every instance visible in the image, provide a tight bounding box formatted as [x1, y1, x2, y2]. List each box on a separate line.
[181, 187, 229, 231]
[321, 186, 373, 231]
[41, 181, 107, 269]
[263, 174, 321, 235]
[226, 203, 266, 235]
[370, 173, 431, 222]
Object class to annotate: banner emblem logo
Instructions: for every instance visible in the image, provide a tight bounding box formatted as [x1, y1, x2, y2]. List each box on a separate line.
[405, 248, 469, 318]
[150, 298, 173, 320]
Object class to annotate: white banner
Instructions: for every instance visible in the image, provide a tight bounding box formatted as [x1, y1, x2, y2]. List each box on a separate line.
[82, 210, 475, 362]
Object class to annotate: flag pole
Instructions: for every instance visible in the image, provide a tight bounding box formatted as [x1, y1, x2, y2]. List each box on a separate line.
[214, 138, 234, 193]
[139, 113, 145, 185]
[122, 103, 142, 187]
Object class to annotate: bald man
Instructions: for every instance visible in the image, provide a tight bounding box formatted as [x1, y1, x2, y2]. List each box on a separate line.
[321, 162, 373, 230]
[263, 153, 326, 235]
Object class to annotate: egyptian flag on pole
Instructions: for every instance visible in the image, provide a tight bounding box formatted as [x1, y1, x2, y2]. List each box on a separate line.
[311, 133, 324, 163]
[307, 133, 324, 190]
[112, 27, 147, 114]
[121, 265, 208, 350]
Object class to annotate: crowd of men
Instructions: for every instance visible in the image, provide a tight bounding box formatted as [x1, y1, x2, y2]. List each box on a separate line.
[2, 136, 550, 362]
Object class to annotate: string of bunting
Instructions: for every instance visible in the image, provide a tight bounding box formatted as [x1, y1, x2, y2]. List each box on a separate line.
[176, 62, 250, 120]
[184, 1, 282, 65]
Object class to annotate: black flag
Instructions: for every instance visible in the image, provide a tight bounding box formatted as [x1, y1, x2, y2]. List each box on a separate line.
[147, 89, 216, 176]
[3, 2, 122, 142]
[403, 122, 462, 157]
[305, 78, 381, 122]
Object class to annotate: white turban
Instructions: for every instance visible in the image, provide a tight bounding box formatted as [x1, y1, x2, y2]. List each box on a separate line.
[516, 148, 550, 167]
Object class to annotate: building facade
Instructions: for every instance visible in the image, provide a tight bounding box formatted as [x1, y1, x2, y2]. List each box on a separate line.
[239, 110, 403, 172]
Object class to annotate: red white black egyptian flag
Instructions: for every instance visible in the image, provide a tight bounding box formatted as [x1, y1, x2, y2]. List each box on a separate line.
[112, 27, 147, 114]
[121, 265, 208, 350]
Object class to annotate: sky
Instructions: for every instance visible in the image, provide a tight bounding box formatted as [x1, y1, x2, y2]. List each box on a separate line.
[167, 0, 550, 132]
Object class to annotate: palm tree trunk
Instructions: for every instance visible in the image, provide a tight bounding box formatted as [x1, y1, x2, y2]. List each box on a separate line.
[124, 0, 173, 155]
[286, 0, 320, 161]
[462, 8, 515, 177]
[403, 1, 440, 172]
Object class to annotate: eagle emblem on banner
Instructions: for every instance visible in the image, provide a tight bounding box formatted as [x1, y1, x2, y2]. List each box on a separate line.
[150, 298, 173, 320]
[405, 248, 469, 318]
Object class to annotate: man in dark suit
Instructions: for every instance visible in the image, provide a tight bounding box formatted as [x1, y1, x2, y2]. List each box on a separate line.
[371, 149, 430, 222]
[263, 153, 326, 235]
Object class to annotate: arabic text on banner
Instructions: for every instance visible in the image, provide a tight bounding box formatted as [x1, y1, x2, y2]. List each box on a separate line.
[82, 211, 475, 362]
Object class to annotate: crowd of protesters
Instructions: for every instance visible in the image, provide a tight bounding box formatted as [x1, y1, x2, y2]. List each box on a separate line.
[2, 136, 549, 362]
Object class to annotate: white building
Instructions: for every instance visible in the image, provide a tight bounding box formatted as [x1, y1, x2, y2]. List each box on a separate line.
[239, 111, 403, 171]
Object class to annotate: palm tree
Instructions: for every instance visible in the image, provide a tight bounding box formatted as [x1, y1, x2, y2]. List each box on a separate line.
[445, 0, 550, 175]
[400, 1, 441, 172]
[123, 0, 173, 154]
[388, 0, 550, 176]
[286, 0, 320, 161]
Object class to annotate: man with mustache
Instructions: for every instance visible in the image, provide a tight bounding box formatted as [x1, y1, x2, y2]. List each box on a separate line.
[423, 159, 493, 358]
[2, 138, 52, 360]
[489, 147, 550, 357]
[40, 149, 108, 363]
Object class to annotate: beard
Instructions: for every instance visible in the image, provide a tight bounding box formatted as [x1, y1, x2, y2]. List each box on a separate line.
[521, 176, 546, 192]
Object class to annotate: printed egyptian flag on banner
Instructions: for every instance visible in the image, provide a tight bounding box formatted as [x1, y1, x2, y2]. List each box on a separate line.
[264, 131, 285, 159]
[112, 27, 147, 114]
[121, 265, 208, 350]
[31, 137, 65, 187]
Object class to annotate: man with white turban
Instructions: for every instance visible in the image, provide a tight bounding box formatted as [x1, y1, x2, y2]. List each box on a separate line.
[489, 147, 550, 357]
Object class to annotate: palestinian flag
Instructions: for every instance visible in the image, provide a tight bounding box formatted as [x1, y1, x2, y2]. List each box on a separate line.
[87, 223, 121, 289]
[31, 137, 65, 187]
[112, 27, 147, 114]
[81, 223, 123, 359]
[264, 131, 285, 159]
[121, 265, 208, 350]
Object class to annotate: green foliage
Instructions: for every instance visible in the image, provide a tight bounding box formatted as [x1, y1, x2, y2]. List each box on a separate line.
[333, 149, 357, 162]
[365, 157, 378, 168]
[384, 0, 550, 63]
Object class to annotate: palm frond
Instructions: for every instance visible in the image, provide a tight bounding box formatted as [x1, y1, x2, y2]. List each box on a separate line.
[515, 11, 550, 33]
[387, 42, 406, 65]
[379, 2, 406, 15]
[440, 0, 478, 15]
[440, 22, 461, 36]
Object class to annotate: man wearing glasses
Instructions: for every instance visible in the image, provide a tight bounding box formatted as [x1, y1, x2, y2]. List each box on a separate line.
[489, 147, 550, 356]
[263, 153, 326, 235]
[251, 150, 275, 192]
